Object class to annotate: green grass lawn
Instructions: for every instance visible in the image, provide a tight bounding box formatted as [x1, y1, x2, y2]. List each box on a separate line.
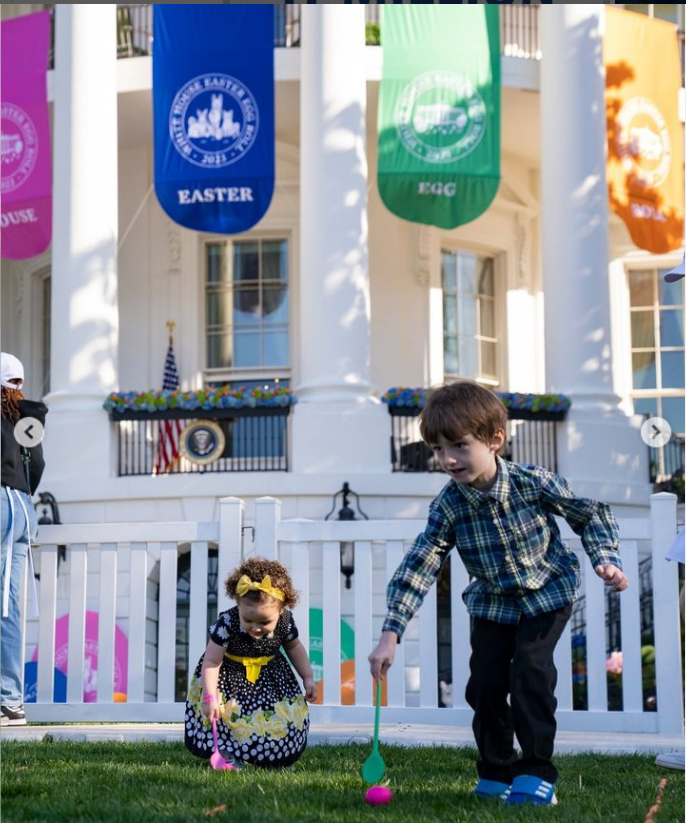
[1, 741, 683, 823]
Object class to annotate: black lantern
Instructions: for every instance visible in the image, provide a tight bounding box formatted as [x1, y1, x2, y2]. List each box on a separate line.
[324, 482, 368, 588]
[35, 492, 66, 569]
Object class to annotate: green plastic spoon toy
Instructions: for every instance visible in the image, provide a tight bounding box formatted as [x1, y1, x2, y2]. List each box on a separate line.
[362, 680, 386, 784]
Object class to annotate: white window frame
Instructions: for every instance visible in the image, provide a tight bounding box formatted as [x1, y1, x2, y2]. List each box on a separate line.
[439, 246, 504, 388]
[201, 233, 292, 387]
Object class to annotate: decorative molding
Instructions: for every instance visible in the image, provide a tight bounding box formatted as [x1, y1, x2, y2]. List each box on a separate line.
[416, 225, 432, 287]
[515, 212, 532, 288]
[167, 220, 182, 277]
[494, 173, 539, 219]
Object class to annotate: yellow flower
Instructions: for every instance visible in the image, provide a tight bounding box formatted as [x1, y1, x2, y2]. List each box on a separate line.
[274, 699, 295, 724]
[292, 700, 309, 730]
[268, 716, 289, 740]
[231, 719, 253, 745]
[250, 709, 270, 738]
[219, 697, 241, 724]
[187, 678, 202, 705]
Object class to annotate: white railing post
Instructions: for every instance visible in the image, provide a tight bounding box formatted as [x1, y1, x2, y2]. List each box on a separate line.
[66, 543, 88, 704]
[218, 497, 244, 613]
[289, 529, 311, 677]
[36, 545, 58, 704]
[353, 540, 373, 708]
[157, 541, 178, 703]
[254, 497, 281, 561]
[128, 542, 148, 704]
[97, 542, 118, 703]
[385, 540, 406, 708]
[189, 541, 209, 677]
[650, 492, 683, 736]
[322, 540, 342, 707]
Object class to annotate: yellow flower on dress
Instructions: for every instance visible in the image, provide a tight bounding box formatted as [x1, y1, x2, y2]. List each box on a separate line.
[273, 699, 295, 724]
[268, 716, 289, 740]
[231, 718, 253, 745]
[250, 709, 270, 738]
[187, 679, 203, 706]
[292, 699, 309, 730]
[218, 697, 241, 724]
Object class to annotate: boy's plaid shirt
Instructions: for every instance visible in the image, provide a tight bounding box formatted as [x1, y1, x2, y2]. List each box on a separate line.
[383, 457, 621, 639]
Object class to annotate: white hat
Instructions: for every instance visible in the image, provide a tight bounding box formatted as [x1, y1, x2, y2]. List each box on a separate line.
[1, 352, 25, 388]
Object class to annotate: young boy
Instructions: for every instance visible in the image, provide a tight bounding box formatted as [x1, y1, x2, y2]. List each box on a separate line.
[369, 380, 627, 806]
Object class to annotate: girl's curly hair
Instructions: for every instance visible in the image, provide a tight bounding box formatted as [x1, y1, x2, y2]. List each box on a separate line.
[225, 557, 298, 610]
[1, 386, 24, 424]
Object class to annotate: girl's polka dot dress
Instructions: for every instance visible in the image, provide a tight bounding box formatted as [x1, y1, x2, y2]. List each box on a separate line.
[184, 607, 309, 768]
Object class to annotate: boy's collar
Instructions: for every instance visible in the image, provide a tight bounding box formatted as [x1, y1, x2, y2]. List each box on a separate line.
[454, 455, 510, 506]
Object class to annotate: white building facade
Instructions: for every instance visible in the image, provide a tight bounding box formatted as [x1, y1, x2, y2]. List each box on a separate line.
[1, 2, 684, 528]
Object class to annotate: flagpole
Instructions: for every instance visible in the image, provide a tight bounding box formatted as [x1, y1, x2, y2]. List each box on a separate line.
[166, 319, 176, 344]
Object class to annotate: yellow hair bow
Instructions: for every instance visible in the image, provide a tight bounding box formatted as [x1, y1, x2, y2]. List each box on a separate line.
[236, 573, 285, 602]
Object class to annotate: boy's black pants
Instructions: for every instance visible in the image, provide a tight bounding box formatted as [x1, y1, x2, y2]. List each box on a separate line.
[465, 604, 572, 785]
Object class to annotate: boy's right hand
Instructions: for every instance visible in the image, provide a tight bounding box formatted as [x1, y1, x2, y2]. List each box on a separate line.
[368, 631, 398, 681]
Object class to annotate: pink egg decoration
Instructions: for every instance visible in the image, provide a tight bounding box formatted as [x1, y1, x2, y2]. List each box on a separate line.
[365, 786, 393, 805]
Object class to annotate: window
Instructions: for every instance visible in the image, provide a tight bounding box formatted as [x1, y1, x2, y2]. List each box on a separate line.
[623, 5, 683, 26]
[204, 239, 291, 464]
[441, 250, 498, 384]
[629, 266, 685, 477]
[205, 238, 290, 380]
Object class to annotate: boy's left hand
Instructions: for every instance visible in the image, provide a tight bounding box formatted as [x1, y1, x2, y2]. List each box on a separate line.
[302, 677, 317, 702]
[594, 563, 628, 592]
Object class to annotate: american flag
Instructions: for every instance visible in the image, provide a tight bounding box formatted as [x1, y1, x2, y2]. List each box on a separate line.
[154, 335, 184, 474]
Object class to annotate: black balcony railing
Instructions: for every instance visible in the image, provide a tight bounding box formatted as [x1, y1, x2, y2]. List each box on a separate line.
[47, 4, 685, 74]
[48, 3, 544, 66]
[650, 433, 685, 499]
[110, 407, 291, 476]
[389, 405, 563, 473]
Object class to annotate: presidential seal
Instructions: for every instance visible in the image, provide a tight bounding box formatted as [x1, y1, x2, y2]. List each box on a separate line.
[1, 103, 38, 194]
[180, 420, 226, 466]
[169, 73, 259, 169]
[615, 97, 671, 189]
[395, 71, 487, 165]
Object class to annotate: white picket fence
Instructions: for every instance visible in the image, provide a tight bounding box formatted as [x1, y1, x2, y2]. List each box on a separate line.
[21, 493, 683, 737]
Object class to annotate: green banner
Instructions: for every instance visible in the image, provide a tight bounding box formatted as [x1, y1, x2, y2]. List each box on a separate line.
[378, 6, 501, 229]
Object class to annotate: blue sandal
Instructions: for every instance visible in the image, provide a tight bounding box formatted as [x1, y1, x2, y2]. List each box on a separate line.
[506, 775, 557, 806]
[473, 779, 511, 801]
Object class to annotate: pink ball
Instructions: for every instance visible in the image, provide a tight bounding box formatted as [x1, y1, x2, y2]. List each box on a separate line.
[365, 786, 393, 805]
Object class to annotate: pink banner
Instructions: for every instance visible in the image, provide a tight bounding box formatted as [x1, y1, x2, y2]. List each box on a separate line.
[1, 11, 52, 260]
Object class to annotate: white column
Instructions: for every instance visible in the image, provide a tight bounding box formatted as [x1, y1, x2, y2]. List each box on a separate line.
[540, 6, 649, 509]
[540, 5, 618, 413]
[293, 4, 388, 474]
[42, 5, 118, 487]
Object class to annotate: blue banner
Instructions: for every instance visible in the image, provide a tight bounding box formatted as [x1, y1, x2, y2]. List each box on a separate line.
[153, 5, 275, 234]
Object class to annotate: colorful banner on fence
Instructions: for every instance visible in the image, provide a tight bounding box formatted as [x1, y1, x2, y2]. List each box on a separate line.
[605, 8, 684, 253]
[377, 5, 500, 230]
[153, 4, 275, 234]
[1, 11, 52, 260]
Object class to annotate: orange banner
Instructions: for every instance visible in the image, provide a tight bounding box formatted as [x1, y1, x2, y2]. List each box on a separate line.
[605, 8, 684, 253]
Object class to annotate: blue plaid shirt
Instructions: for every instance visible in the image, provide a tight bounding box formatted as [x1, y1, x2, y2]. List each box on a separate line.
[383, 458, 621, 638]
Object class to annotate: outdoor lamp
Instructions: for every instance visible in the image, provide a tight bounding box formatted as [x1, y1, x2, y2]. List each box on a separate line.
[324, 481, 368, 589]
[36, 492, 67, 569]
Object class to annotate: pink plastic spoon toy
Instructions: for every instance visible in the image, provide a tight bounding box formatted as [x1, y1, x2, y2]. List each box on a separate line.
[210, 719, 235, 771]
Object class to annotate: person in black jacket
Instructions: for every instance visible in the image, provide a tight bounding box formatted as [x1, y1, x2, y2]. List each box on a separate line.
[1, 352, 47, 726]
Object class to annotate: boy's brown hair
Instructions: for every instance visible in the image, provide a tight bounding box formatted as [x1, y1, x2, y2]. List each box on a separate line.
[419, 380, 507, 447]
[225, 556, 298, 609]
